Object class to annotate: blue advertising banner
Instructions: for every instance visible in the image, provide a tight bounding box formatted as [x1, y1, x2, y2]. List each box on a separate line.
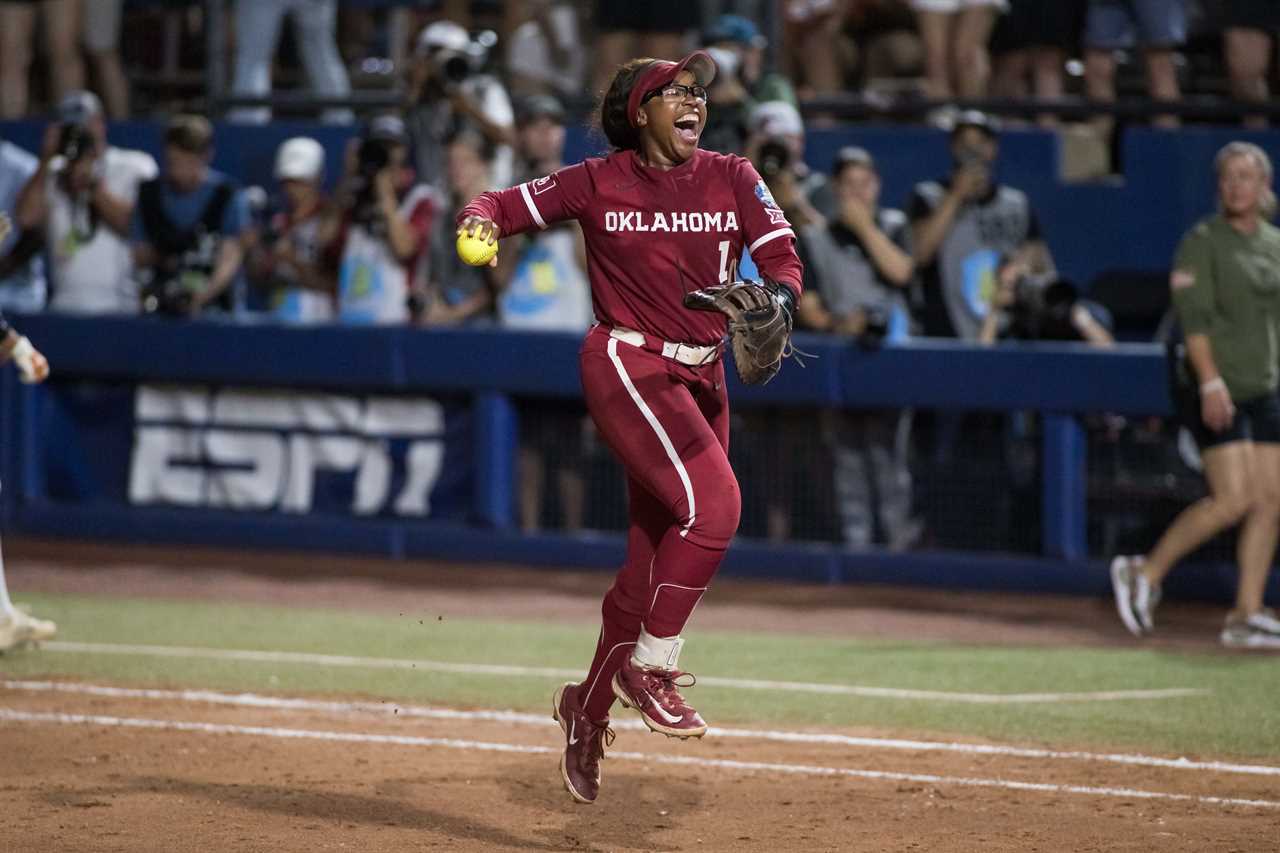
[37, 381, 473, 522]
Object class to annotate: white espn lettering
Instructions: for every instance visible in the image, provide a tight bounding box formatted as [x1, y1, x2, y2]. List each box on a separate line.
[604, 210, 738, 233]
[128, 387, 446, 516]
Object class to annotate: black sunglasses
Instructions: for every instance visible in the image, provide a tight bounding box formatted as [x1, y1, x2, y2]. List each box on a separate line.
[641, 83, 708, 105]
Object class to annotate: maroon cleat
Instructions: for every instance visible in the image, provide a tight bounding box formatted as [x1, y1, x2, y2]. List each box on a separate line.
[551, 682, 615, 804]
[611, 656, 708, 739]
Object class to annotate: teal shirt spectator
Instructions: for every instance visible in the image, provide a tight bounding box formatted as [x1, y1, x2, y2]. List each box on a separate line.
[130, 168, 252, 314]
[129, 169, 251, 245]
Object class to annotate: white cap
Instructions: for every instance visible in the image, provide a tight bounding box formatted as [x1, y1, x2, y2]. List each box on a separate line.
[275, 136, 325, 181]
[416, 20, 470, 55]
[749, 100, 804, 139]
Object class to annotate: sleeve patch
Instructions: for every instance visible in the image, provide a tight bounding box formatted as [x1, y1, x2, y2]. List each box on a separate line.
[1170, 270, 1195, 291]
[531, 174, 558, 196]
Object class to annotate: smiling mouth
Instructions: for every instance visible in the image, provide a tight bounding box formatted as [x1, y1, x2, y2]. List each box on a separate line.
[674, 115, 700, 144]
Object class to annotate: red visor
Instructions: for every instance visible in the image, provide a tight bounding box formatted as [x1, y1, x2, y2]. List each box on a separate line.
[626, 51, 718, 129]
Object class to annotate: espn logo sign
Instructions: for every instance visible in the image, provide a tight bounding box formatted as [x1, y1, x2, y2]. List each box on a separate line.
[128, 385, 446, 516]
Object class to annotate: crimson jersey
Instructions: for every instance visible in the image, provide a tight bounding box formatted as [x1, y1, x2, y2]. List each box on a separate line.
[459, 148, 803, 345]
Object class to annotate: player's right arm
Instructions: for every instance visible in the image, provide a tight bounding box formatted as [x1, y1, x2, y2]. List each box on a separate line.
[456, 161, 592, 245]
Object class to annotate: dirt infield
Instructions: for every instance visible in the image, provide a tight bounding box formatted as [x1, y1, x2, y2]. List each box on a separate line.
[1, 539, 1276, 851]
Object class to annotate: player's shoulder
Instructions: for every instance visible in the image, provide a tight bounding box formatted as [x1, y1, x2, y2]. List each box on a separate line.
[696, 148, 752, 178]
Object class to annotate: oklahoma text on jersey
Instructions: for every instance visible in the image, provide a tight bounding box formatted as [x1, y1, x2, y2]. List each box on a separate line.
[604, 210, 740, 233]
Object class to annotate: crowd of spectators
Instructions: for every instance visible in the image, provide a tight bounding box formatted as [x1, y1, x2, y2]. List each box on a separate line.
[0, 2, 1275, 548]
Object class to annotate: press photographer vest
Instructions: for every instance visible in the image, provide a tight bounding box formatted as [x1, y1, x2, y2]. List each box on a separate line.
[136, 177, 236, 312]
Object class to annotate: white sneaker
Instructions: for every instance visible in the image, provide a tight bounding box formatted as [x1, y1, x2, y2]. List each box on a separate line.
[1243, 608, 1280, 636]
[1131, 559, 1160, 633]
[0, 606, 57, 651]
[1221, 618, 1280, 649]
[1109, 556, 1144, 637]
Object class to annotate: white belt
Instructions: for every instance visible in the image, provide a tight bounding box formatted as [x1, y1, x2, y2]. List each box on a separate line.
[608, 327, 720, 367]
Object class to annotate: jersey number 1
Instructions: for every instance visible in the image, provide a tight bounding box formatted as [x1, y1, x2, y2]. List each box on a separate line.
[717, 240, 730, 283]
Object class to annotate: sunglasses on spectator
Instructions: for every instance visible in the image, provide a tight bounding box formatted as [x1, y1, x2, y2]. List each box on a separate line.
[642, 84, 708, 105]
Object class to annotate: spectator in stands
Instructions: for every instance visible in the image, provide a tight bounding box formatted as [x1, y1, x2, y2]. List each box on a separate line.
[797, 146, 920, 549]
[590, 0, 702, 95]
[246, 137, 335, 323]
[782, 0, 849, 101]
[1112, 142, 1280, 650]
[14, 92, 157, 315]
[909, 111, 1052, 341]
[505, 1, 587, 100]
[978, 256, 1114, 346]
[747, 100, 833, 227]
[1222, 1, 1280, 128]
[704, 14, 799, 106]
[0, 131, 47, 311]
[845, 0, 924, 94]
[327, 115, 436, 325]
[1083, 0, 1185, 131]
[131, 115, 252, 318]
[83, 0, 129, 120]
[406, 20, 516, 196]
[908, 0, 1006, 102]
[229, 0, 353, 125]
[503, 95, 592, 533]
[699, 16, 802, 157]
[990, 0, 1087, 126]
[0, 0, 84, 119]
[425, 129, 499, 326]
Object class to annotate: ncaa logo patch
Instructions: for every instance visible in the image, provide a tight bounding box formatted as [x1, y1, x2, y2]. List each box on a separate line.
[754, 180, 781, 210]
[532, 175, 557, 196]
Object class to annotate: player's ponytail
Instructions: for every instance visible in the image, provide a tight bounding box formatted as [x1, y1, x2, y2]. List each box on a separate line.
[599, 58, 659, 152]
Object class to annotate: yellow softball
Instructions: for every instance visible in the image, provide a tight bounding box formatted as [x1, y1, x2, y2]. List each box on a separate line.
[456, 231, 498, 266]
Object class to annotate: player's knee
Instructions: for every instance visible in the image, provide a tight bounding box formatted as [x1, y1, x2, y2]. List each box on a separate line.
[686, 474, 741, 548]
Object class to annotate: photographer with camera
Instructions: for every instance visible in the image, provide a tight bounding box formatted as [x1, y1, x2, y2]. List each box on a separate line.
[797, 146, 920, 549]
[14, 91, 156, 314]
[909, 111, 1053, 342]
[245, 137, 335, 323]
[325, 115, 437, 325]
[131, 116, 252, 318]
[405, 20, 516, 195]
[978, 255, 1114, 346]
[746, 100, 833, 227]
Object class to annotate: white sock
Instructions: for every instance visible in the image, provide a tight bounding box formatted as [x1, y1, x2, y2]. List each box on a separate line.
[631, 628, 684, 671]
[0, 533, 14, 619]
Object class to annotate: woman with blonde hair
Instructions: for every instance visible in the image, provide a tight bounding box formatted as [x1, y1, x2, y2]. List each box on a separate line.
[1112, 142, 1280, 648]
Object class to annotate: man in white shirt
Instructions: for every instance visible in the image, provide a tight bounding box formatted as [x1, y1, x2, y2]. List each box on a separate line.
[15, 91, 157, 314]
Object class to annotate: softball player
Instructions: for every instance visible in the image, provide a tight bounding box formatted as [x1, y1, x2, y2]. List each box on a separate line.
[458, 52, 803, 803]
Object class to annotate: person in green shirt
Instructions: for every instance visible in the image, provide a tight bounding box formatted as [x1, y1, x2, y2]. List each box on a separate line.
[1112, 141, 1280, 649]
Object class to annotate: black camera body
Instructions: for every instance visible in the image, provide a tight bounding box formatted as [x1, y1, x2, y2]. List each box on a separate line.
[1008, 272, 1080, 341]
[58, 122, 94, 162]
[756, 138, 792, 180]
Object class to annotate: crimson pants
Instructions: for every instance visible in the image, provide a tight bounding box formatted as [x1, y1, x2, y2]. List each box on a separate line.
[575, 326, 740, 721]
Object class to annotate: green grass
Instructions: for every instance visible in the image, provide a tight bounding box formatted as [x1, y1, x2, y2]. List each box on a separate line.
[3, 592, 1278, 760]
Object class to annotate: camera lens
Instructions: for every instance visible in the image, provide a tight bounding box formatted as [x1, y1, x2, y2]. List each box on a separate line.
[442, 55, 469, 83]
